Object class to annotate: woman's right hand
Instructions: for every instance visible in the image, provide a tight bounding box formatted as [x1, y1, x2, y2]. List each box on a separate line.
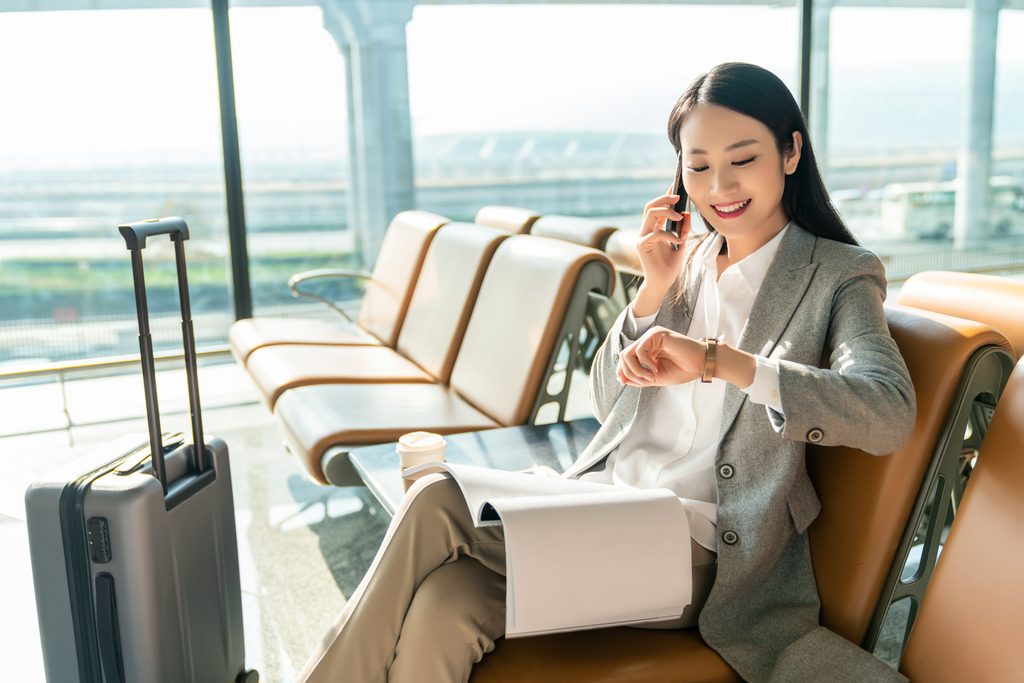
[631, 194, 690, 317]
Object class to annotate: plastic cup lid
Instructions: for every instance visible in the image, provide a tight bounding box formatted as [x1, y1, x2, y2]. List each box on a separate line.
[396, 431, 447, 453]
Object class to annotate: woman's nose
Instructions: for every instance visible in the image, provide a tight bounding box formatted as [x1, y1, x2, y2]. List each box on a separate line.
[710, 168, 739, 198]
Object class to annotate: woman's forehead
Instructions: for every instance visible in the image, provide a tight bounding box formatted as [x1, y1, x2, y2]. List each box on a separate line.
[679, 105, 772, 154]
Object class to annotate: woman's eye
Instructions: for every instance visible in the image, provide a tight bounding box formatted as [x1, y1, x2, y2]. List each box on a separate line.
[687, 166, 708, 173]
[733, 157, 756, 166]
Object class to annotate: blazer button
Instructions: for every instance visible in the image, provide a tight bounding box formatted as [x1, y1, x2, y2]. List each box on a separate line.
[722, 530, 739, 545]
[719, 464, 734, 479]
[807, 428, 824, 443]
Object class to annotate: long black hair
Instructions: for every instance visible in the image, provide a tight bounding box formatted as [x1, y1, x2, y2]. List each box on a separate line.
[666, 63, 857, 304]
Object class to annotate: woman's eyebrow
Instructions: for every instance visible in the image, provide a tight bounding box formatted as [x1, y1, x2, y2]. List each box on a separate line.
[687, 139, 761, 155]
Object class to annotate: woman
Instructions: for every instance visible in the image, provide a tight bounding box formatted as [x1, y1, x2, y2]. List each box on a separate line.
[296, 62, 916, 683]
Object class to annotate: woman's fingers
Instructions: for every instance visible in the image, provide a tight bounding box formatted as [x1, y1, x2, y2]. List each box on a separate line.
[640, 196, 683, 236]
[619, 346, 654, 384]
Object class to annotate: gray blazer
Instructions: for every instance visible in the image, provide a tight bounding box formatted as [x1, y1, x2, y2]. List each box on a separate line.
[564, 224, 916, 683]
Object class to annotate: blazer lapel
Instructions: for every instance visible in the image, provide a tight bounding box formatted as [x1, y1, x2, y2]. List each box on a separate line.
[718, 225, 819, 446]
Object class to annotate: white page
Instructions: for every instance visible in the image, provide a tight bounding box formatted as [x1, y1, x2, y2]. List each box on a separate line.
[402, 461, 693, 636]
[493, 489, 691, 637]
[402, 461, 627, 526]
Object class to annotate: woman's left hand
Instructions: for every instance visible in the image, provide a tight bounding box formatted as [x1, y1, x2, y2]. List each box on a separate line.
[617, 326, 707, 387]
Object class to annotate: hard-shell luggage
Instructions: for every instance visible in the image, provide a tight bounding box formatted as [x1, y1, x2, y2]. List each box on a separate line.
[26, 217, 258, 683]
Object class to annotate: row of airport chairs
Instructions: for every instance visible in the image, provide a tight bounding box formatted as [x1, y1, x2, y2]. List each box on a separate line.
[231, 203, 1024, 679]
[229, 209, 615, 485]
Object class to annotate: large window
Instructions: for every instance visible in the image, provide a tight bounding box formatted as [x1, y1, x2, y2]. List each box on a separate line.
[405, 4, 798, 225]
[823, 7, 1024, 295]
[0, 9, 230, 367]
[228, 6, 358, 319]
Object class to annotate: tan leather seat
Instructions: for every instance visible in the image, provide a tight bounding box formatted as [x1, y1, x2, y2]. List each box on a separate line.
[274, 235, 614, 484]
[530, 215, 618, 250]
[899, 360, 1024, 682]
[245, 223, 510, 408]
[227, 210, 449, 365]
[897, 270, 1024, 361]
[603, 227, 642, 277]
[474, 205, 541, 234]
[468, 305, 1013, 683]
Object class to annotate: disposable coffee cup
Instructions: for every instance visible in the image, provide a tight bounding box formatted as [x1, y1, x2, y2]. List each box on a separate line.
[397, 431, 447, 492]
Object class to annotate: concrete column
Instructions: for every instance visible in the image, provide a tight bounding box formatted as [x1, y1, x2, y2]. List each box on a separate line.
[954, 0, 1000, 247]
[321, 0, 416, 266]
[809, 0, 831, 187]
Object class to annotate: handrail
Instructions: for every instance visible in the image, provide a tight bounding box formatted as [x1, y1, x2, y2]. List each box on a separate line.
[0, 345, 233, 382]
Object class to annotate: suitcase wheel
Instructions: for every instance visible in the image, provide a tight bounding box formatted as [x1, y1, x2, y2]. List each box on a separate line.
[236, 670, 259, 683]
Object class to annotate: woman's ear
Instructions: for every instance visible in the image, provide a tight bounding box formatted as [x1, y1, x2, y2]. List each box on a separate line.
[784, 131, 802, 175]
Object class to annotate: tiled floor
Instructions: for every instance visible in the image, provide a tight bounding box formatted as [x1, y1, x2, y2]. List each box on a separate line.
[0, 360, 595, 682]
[0, 364, 392, 682]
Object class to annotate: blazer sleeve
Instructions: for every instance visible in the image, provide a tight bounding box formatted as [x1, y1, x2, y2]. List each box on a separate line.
[588, 305, 645, 423]
[770, 251, 917, 455]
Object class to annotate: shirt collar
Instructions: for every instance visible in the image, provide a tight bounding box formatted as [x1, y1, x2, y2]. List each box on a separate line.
[701, 222, 791, 293]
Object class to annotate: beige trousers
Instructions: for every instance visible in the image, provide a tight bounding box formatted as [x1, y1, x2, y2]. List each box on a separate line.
[294, 473, 717, 683]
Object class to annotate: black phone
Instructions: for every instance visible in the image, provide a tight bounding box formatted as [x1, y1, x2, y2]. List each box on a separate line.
[665, 150, 688, 251]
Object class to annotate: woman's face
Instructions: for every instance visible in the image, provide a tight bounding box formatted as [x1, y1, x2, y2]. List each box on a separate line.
[679, 104, 801, 257]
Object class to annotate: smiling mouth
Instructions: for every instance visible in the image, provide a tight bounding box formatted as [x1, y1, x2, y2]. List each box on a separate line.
[711, 199, 751, 218]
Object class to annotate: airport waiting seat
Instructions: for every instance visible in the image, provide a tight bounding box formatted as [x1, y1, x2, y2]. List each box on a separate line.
[274, 235, 614, 485]
[896, 270, 1024, 360]
[243, 223, 511, 409]
[898, 359, 1024, 682]
[468, 305, 1014, 683]
[529, 215, 619, 250]
[227, 210, 449, 366]
[474, 205, 541, 234]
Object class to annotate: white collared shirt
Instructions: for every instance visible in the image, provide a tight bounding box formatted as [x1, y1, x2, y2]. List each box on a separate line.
[580, 225, 789, 552]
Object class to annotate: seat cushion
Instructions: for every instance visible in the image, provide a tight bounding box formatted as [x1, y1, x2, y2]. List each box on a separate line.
[471, 628, 740, 683]
[228, 317, 381, 366]
[274, 383, 500, 484]
[246, 345, 436, 409]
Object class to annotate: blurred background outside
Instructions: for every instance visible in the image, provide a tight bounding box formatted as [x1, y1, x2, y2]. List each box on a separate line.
[1, 1, 1022, 386]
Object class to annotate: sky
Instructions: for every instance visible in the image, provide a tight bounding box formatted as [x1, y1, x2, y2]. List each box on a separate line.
[0, 4, 1021, 169]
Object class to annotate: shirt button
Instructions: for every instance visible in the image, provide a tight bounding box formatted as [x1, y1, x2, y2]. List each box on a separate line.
[770, 390, 780, 401]
[719, 464, 734, 479]
[807, 428, 824, 443]
[722, 530, 739, 545]
[683, 429, 692, 438]
[613, 353, 620, 363]
[654, 459, 663, 467]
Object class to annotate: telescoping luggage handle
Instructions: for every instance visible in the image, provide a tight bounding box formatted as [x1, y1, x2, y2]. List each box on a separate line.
[118, 217, 209, 502]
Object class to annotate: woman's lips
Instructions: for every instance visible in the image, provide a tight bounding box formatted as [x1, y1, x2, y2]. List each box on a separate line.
[711, 199, 751, 219]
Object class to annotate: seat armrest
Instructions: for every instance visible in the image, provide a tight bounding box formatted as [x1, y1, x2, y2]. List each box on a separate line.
[287, 268, 375, 321]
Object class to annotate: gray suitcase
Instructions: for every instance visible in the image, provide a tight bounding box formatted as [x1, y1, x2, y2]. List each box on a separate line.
[25, 217, 258, 683]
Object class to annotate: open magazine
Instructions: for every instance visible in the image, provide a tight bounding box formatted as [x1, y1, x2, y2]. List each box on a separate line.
[402, 461, 692, 638]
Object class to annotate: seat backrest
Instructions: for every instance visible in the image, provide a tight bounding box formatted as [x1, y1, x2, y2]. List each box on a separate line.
[357, 210, 448, 347]
[449, 235, 613, 427]
[899, 361, 1024, 682]
[396, 223, 511, 383]
[530, 215, 618, 250]
[474, 205, 541, 234]
[603, 227, 643, 277]
[897, 270, 1024, 361]
[805, 304, 1013, 645]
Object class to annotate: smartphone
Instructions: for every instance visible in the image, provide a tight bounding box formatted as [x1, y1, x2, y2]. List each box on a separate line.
[665, 150, 689, 251]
